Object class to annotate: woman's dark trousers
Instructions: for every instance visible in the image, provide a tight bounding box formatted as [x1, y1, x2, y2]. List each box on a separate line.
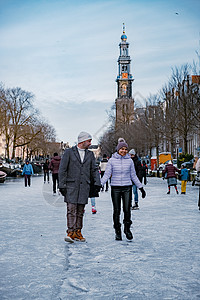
[111, 186, 132, 233]
[44, 171, 49, 183]
[52, 173, 59, 193]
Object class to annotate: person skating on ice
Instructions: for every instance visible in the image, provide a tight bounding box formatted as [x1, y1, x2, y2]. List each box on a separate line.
[90, 197, 97, 214]
[43, 158, 50, 184]
[100, 154, 109, 192]
[162, 160, 180, 194]
[59, 131, 101, 243]
[180, 164, 189, 194]
[49, 152, 61, 195]
[101, 140, 146, 241]
[22, 160, 34, 187]
[129, 149, 143, 210]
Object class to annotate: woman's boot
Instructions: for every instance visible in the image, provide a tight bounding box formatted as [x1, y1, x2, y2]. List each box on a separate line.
[115, 227, 122, 240]
[124, 223, 133, 240]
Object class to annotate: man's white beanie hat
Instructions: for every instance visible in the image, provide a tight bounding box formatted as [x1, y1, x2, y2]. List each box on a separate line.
[129, 149, 136, 155]
[78, 131, 92, 144]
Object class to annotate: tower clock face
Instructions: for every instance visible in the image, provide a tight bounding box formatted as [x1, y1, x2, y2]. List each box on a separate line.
[122, 73, 128, 79]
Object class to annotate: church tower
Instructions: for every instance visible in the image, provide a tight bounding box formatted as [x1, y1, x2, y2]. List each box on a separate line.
[115, 24, 134, 127]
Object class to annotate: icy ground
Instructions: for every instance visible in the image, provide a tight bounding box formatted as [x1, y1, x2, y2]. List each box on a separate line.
[0, 176, 200, 300]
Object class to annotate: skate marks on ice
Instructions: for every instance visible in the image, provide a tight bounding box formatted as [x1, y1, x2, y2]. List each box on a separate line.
[42, 180, 65, 207]
[57, 179, 200, 299]
[57, 200, 148, 299]
[58, 241, 140, 299]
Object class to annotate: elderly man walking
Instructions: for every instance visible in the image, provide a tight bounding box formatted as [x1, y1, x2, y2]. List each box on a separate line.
[59, 132, 101, 243]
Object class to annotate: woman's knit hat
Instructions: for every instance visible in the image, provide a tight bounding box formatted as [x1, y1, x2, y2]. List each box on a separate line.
[117, 141, 128, 152]
[118, 137, 126, 143]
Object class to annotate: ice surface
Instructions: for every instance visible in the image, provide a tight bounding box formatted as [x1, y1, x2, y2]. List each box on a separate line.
[0, 176, 200, 299]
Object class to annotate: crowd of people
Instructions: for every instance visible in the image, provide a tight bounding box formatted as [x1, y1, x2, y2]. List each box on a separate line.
[21, 131, 200, 242]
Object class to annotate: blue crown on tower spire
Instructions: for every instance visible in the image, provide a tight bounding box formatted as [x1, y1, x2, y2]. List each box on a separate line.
[121, 23, 127, 41]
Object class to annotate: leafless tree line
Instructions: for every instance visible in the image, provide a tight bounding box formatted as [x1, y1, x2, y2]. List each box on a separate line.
[99, 64, 200, 159]
[0, 83, 57, 159]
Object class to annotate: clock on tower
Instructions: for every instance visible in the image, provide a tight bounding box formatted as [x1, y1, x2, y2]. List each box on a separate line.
[122, 73, 128, 79]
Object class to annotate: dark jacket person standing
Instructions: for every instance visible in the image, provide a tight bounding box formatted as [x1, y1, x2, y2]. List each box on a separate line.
[49, 153, 61, 195]
[59, 132, 101, 243]
[43, 158, 50, 184]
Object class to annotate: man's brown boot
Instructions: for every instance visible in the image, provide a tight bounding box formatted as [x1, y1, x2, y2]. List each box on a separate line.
[64, 231, 75, 243]
[74, 229, 86, 242]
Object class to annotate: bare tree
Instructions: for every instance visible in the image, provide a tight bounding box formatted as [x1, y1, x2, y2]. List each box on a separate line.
[143, 95, 164, 167]
[171, 65, 197, 153]
[0, 84, 12, 158]
[160, 84, 178, 157]
[2, 87, 42, 158]
[28, 121, 57, 158]
[0, 84, 57, 159]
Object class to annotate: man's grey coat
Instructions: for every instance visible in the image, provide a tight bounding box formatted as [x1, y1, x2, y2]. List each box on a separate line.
[58, 146, 101, 204]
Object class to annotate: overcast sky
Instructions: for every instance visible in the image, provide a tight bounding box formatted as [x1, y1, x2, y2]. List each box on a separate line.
[0, 0, 200, 145]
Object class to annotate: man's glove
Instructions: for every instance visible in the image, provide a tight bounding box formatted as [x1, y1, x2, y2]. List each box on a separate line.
[94, 185, 101, 193]
[139, 187, 146, 198]
[59, 188, 67, 197]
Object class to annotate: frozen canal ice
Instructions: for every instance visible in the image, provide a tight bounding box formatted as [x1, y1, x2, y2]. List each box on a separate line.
[0, 176, 200, 299]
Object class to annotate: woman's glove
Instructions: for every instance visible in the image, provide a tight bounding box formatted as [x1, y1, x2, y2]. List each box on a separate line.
[139, 187, 146, 198]
[59, 188, 67, 197]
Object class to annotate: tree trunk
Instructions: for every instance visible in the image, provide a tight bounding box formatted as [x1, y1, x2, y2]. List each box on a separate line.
[11, 136, 17, 159]
[184, 134, 188, 154]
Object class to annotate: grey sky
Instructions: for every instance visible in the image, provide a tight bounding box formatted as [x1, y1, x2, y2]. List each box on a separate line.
[0, 0, 199, 144]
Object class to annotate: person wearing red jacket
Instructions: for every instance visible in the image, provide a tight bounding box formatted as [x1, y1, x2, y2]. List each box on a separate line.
[163, 161, 180, 194]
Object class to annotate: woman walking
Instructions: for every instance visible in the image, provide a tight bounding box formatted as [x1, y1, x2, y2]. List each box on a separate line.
[101, 140, 146, 241]
[163, 161, 180, 194]
[43, 158, 50, 184]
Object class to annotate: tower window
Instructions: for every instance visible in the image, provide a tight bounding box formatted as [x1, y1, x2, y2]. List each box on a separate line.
[121, 84, 127, 95]
[122, 66, 127, 72]
[122, 104, 128, 113]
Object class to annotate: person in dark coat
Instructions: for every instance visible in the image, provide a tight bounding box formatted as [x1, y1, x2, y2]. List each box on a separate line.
[100, 154, 109, 191]
[129, 149, 143, 209]
[49, 153, 61, 195]
[138, 160, 148, 185]
[162, 161, 180, 194]
[43, 158, 50, 184]
[59, 131, 101, 243]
